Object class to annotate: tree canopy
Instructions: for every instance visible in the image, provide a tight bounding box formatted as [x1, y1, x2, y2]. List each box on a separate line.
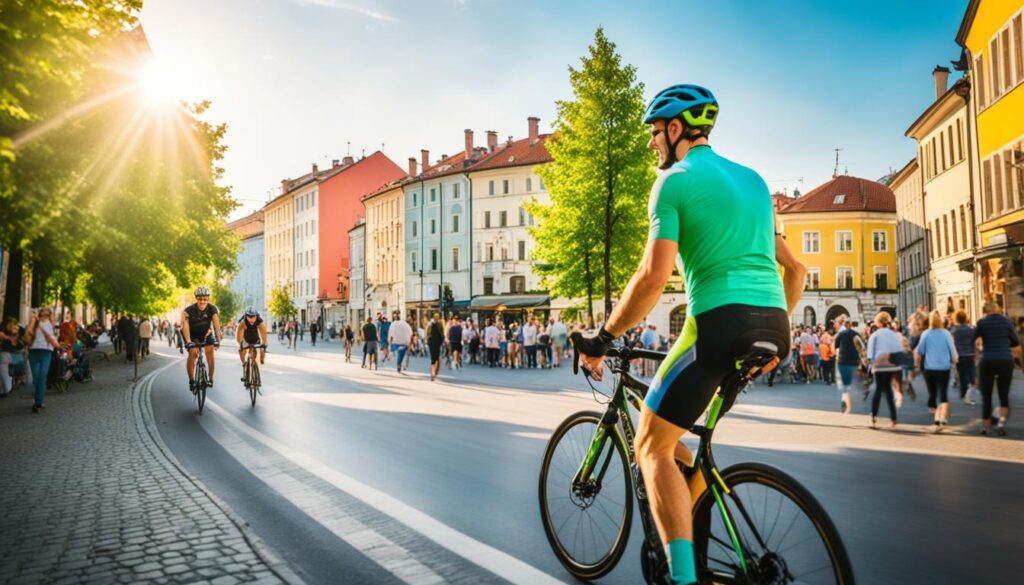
[268, 286, 296, 320]
[528, 27, 655, 322]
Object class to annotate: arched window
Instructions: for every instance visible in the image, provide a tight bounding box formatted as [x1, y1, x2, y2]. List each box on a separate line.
[803, 306, 817, 327]
[669, 305, 687, 337]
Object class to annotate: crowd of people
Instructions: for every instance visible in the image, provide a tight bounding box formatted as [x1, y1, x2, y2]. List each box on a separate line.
[773, 302, 1021, 435]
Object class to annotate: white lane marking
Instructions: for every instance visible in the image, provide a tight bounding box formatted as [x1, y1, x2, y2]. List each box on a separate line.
[205, 400, 568, 585]
[197, 409, 444, 585]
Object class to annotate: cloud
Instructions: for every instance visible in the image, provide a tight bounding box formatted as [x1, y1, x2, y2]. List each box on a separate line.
[293, 0, 394, 22]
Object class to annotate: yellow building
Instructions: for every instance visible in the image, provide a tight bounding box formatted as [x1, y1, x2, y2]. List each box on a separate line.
[362, 180, 405, 316]
[263, 188, 293, 311]
[778, 175, 898, 327]
[957, 0, 1024, 317]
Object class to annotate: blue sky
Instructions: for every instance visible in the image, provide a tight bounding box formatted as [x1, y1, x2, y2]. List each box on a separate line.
[139, 0, 969, 220]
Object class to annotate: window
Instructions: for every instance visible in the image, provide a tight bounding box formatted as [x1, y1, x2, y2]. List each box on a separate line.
[948, 126, 954, 166]
[452, 247, 460, 271]
[484, 211, 491, 228]
[526, 177, 532, 192]
[488, 180, 495, 196]
[510, 276, 526, 293]
[992, 38, 1002, 100]
[502, 179, 510, 194]
[835, 230, 853, 252]
[412, 221, 417, 237]
[960, 205, 968, 249]
[312, 220, 316, 235]
[832, 194, 845, 205]
[802, 231, 820, 253]
[430, 219, 436, 234]
[1003, 28, 1012, 91]
[538, 176, 545, 190]
[994, 152, 1004, 213]
[519, 207, 526, 226]
[940, 132, 946, 170]
[518, 240, 526, 261]
[872, 230, 888, 252]
[483, 277, 494, 295]
[431, 249, 438, 271]
[411, 251, 417, 272]
[983, 158, 994, 218]
[976, 54, 987, 108]
[837, 267, 854, 289]
[1006, 149, 1017, 210]
[500, 245, 508, 260]
[486, 244, 494, 261]
[413, 192, 418, 206]
[430, 188, 436, 202]
[499, 210, 507, 227]
[957, 119, 964, 162]
[949, 210, 958, 253]
[804, 268, 820, 290]
[874, 266, 888, 291]
[942, 215, 950, 256]
[452, 215, 459, 233]
[453, 183, 460, 198]
[1015, 16, 1024, 85]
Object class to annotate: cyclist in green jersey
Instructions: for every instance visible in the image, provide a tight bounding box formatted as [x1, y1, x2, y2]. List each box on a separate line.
[576, 84, 807, 585]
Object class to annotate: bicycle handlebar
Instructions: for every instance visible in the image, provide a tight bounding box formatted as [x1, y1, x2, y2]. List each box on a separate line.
[570, 331, 667, 376]
[185, 339, 219, 349]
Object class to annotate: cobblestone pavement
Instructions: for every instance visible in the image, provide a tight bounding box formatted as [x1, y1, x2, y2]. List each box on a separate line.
[0, 346, 302, 585]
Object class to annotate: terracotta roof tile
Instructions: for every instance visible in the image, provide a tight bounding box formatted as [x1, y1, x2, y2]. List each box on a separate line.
[469, 134, 553, 172]
[779, 175, 895, 214]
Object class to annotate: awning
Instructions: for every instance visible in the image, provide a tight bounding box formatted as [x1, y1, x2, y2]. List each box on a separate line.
[468, 294, 550, 310]
[974, 244, 1024, 262]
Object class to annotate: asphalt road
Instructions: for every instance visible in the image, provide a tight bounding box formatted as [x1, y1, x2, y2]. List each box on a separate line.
[146, 338, 1024, 585]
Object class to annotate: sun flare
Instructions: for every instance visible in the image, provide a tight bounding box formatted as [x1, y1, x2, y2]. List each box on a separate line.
[137, 60, 177, 104]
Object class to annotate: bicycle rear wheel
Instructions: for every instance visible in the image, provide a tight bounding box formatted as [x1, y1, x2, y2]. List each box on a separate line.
[538, 411, 633, 580]
[249, 359, 258, 407]
[692, 462, 855, 585]
[196, 362, 207, 415]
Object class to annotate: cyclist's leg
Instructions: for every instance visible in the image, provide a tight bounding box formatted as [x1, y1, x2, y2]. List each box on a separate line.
[205, 344, 216, 385]
[186, 347, 198, 382]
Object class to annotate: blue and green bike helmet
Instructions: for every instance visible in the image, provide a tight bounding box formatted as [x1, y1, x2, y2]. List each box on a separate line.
[643, 84, 719, 132]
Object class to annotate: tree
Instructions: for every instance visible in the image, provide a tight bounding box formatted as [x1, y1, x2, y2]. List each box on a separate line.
[212, 282, 240, 322]
[268, 286, 296, 320]
[528, 27, 655, 323]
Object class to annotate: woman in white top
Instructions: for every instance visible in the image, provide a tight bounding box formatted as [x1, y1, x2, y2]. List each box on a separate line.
[866, 311, 904, 429]
[25, 308, 61, 413]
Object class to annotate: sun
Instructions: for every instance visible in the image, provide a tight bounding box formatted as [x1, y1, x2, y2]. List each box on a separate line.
[137, 60, 177, 104]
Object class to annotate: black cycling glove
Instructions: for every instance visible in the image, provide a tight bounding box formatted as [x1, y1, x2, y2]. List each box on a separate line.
[574, 327, 617, 358]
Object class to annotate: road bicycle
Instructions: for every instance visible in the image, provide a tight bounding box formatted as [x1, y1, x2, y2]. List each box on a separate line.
[241, 344, 267, 407]
[186, 338, 217, 414]
[538, 337, 855, 584]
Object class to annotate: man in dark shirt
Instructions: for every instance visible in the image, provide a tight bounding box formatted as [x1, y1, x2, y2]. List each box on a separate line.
[362, 317, 379, 369]
[974, 301, 1020, 435]
[447, 317, 463, 369]
[833, 316, 862, 414]
[181, 286, 222, 391]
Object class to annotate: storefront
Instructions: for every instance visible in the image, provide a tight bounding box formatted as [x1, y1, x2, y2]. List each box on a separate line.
[468, 294, 550, 325]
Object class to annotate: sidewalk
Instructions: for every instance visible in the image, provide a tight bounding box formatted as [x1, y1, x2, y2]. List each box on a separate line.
[0, 347, 300, 585]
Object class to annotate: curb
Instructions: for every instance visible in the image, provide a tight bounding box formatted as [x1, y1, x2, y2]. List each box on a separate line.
[130, 356, 307, 585]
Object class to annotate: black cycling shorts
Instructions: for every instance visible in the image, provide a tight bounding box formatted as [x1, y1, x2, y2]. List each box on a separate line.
[644, 304, 790, 429]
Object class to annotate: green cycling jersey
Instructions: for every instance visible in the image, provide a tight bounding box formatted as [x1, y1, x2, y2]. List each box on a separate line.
[647, 145, 786, 316]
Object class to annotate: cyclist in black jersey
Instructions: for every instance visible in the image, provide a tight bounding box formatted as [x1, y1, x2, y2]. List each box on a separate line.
[236, 307, 268, 366]
[181, 286, 222, 390]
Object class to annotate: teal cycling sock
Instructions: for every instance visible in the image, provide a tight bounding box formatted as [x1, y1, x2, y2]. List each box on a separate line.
[665, 538, 697, 585]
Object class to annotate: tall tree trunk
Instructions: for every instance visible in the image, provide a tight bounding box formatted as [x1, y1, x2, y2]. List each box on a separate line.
[30, 264, 45, 309]
[3, 248, 23, 321]
[584, 250, 594, 325]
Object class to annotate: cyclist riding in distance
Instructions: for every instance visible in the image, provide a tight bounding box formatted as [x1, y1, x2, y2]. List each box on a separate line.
[575, 84, 807, 585]
[236, 306, 268, 367]
[181, 286, 222, 392]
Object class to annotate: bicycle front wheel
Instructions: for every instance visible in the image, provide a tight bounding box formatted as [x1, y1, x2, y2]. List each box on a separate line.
[196, 363, 207, 415]
[692, 462, 855, 585]
[249, 360, 258, 407]
[538, 411, 633, 580]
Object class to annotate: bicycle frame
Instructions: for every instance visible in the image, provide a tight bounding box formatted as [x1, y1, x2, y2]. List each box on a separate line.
[572, 356, 755, 578]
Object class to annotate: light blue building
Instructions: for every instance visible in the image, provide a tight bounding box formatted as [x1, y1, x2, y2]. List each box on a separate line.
[227, 212, 266, 320]
[404, 134, 491, 317]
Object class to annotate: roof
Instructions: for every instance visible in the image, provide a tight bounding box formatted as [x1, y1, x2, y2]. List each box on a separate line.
[955, 0, 980, 47]
[469, 134, 553, 172]
[225, 210, 264, 238]
[904, 85, 964, 139]
[778, 175, 896, 214]
[888, 157, 920, 192]
[362, 178, 406, 202]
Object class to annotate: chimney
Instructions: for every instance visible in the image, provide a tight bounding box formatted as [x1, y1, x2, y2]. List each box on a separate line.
[312, 162, 319, 175]
[507, 135, 513, 146]
[487, 130, 497, 152]
[331, 159, 340, 168]
[464, 129, 474, 159]
[421, 149, 429, 171]
[408, 157, 417, 176]
[528, 116, 540, 145]
[342, 155, 354, 165]
[933, 66, 950, 100]
[280, 179, 288, 195]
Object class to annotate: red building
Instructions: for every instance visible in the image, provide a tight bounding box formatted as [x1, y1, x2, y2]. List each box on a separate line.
[317, 151, 406, 318]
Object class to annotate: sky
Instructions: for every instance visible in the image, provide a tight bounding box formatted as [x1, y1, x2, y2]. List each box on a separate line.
[138, 0, 970, 221]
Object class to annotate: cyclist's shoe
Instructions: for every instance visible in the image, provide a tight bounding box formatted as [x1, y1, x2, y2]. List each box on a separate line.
[189, 380, 196, 394]
[240, 376, 245, 382]
[997, 425, 1007, 436]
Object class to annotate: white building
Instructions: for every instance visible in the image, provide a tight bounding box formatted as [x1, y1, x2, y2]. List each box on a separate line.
[891, 158, 930, 319]
[348, 220, 365, 326]
[291, 166, 321, 325]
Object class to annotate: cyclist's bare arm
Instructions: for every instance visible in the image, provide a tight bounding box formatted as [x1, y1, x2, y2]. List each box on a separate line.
[180, 311, 191, 345]
[775, 234, 806, 315]
[258, 323, 268, 346]
[235, 322, 245, 345]
[211, 314, 222, 346]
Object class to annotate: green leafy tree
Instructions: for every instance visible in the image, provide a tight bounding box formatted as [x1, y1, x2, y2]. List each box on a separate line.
[528, 27, 655, 322]
[212, 282, 240, 322]
[268, 286, 296, 320]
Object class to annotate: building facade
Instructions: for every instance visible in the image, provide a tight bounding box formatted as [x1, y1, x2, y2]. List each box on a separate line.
[291, 170, 321, 324]
[263, 183, 295, 317]
[363, 181, 406, 318]
[890, 159, 930, 319]
[778, 175, 899, 327]
[906, 67, 977, 318]
[348, 220, 365, 326]
[317, 151, 406, 326]
[225, 211, 265, 318]
[468, 118, 553, 300]
[958, 0, 1024, 319]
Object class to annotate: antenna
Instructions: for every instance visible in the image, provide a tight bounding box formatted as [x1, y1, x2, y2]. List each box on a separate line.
[346, 141, 351, 156]
[381, 142, 385, 153]
[833, 147, 843, 177]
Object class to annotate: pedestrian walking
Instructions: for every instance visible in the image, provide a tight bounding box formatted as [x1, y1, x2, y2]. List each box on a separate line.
[975, 301, 1020, 436]
[866, 311, 903, 429]
[914, 310, 958, 432]
[25, 308, 61, 413]
[1, 317, 28, 397]
[484, 319, 500, 367]
[465, 319, 480, 365]
[522, 316, 538, 368]
[819, 331, 835, 386]
[309, 321, 318, 346]
[361, 317, 379, 370]
[388, 316, 413, 374]
[138, 318, 152, 357]
[343, 323, 354, 363]
[427, 313, 444, 381]
[951, 310, 978, 404]
[799, 326, 818, 383]
[833, 316, 863, 413]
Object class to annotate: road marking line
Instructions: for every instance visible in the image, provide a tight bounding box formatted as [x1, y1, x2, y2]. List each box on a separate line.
[205, 400, 567, 585]
[197, 409, 444, 585]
